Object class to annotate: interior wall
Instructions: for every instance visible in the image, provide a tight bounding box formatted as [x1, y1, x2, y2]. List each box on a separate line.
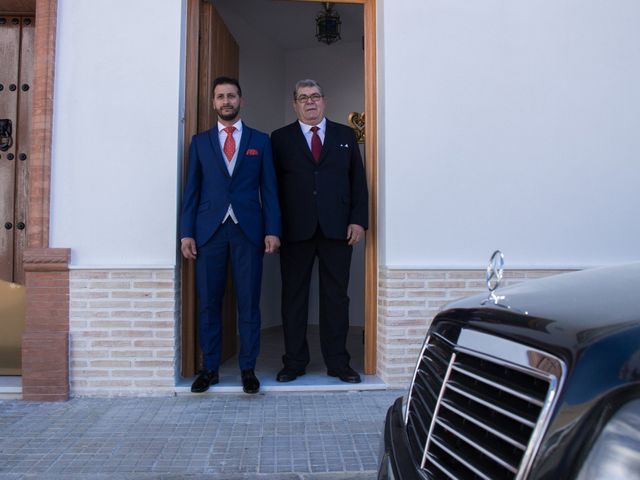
[213, 2, 286, 330]
[214, 3, 286, 134]
[216, 4, 366, 328]
[380, 0, 640, 268]
[283, 40, 365, 126]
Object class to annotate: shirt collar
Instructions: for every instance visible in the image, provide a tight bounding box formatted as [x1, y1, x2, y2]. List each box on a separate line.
[298, 117, 326, 134]
[218, 119, 243, 134]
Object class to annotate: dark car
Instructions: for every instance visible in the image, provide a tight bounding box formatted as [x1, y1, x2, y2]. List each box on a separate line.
[378, 258, 640, 479]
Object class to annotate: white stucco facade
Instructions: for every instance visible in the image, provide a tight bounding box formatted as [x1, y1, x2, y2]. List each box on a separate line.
[46, 0, 640, 394]
[50, 0, 184, 268]
[379, 0, 640, 268]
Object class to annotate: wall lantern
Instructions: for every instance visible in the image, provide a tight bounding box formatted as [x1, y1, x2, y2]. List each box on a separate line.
[316, 2, 341, 45]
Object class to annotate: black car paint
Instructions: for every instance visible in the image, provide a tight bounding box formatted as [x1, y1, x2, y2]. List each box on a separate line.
[381, 263, 640, 479]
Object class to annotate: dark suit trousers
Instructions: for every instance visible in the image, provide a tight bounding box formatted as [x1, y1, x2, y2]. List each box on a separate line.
[195, 219, 263, 371]
[280, 228, 352, 371]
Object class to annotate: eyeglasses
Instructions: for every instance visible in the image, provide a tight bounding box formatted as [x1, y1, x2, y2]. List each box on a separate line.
[296, 93, 324, 104]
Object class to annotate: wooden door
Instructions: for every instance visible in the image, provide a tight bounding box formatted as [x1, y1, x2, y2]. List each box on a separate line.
[0, 15, 33, 286]
[182, 0, 240, 377]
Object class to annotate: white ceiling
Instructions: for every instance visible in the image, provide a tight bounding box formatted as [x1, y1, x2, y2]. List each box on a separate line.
[214, 0, 364, 50]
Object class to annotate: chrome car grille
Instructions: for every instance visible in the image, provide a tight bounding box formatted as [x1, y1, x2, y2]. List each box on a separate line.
[405, 326, 565, 480]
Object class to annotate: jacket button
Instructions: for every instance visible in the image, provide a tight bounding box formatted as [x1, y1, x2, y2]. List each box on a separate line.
[313, 190, 317, 195]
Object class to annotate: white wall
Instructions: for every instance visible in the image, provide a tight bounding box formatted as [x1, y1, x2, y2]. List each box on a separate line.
[50, 0, 185, 267]
[380, 0, 640, 268]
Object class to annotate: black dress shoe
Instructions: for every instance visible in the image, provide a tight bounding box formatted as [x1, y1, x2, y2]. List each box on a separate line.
[276, 367, 306, 382]
[191, 369, 219, 393]
[241, 369, 260, 394]
[328, 366, 361, 383]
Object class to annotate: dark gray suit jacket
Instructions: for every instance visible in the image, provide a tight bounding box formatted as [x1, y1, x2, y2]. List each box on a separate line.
[271, 119, 368, 243]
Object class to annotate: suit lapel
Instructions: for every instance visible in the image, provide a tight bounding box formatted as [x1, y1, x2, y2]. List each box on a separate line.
[207, 127, 231, 178]
[290, 122, 316, 164]
[318, 120, 337, 164]
[233, 123, 252, 178]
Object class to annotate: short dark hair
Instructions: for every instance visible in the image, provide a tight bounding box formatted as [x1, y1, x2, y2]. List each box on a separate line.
[293, 79, 323, 100]
[212, 76, 242, 97]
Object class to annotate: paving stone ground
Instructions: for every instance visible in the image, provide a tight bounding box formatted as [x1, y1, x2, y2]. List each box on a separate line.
[0, 390, 402, 480]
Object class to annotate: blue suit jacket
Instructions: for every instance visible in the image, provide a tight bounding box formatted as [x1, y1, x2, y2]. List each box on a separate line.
[180, 123, 281, 247]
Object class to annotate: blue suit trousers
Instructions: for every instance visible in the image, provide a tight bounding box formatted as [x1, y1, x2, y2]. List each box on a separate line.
[195, 219, 263, 371]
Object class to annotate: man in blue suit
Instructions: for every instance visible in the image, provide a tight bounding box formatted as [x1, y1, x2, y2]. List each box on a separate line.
[180, 77, 281, 394]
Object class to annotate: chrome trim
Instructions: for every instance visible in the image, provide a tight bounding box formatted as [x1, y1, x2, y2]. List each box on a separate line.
[404, 334, 433, 425]
[446, 383, 537, 428]
[441, 329, 566, 480]
[434, 418, 519, 473]
[456, 329, 564, 380]
[450, 364, 545, 406]
[421, 352, 457, 469]
[405, 328, 566, 480]
[484, 250, 506, 305]
[429, 459, 459, 480]
[486, 249, 504, 292]
[440, 400, 528, 450]
[430, 437, 492, 480]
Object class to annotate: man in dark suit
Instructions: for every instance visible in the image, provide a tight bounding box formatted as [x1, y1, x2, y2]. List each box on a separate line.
[271, 79, 368, 384]
[180, 77, 281, 394]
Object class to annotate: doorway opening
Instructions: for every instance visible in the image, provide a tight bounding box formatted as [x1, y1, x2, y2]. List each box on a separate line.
[181, 0, 378, 389]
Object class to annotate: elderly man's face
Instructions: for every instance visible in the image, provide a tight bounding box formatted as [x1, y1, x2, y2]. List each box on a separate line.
[293, 86, 325, 125]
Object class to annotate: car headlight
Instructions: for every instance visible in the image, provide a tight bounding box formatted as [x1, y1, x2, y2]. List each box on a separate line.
[575, 399, 640, 480]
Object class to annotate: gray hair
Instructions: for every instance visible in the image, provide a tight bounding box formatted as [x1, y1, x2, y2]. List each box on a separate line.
[293, 79, 324, 100]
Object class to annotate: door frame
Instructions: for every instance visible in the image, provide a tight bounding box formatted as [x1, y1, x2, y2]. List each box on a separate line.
[184, 0, 378, 375]
[19, 0, 74, 401]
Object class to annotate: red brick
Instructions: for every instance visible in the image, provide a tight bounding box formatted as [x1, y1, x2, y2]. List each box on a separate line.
[22, 332, 69, 401]
[22, 247, 70, 401]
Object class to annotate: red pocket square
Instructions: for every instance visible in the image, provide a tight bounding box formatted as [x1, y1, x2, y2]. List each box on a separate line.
[245, 148, 259, 156]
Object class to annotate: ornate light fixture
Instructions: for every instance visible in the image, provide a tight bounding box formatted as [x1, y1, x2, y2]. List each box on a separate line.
[348, 112, 365, 144]
[315, 3, 341, 45]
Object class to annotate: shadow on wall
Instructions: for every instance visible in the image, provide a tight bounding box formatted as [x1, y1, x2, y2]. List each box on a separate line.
[0, 279, 25, 375]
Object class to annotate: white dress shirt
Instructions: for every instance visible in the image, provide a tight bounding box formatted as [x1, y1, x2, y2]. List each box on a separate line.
[298, 117, 327, 151]
[217, 120, 242, 224]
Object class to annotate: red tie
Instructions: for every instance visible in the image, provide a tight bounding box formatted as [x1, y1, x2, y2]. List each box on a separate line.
[223, 126, 236, 162]
[310, 126, 322, 162]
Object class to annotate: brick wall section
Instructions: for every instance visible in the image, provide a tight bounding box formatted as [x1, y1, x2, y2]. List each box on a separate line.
[377, 267, 571, 387]
[22, 248, 70, 401]
[69, 269, 179, 396]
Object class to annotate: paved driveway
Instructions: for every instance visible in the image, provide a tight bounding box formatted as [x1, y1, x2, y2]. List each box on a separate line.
[0, 390, 402, 479]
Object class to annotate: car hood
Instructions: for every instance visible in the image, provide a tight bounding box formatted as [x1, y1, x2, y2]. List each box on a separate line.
[442, 262, 640, 351]
[438, 263, 640, 404]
